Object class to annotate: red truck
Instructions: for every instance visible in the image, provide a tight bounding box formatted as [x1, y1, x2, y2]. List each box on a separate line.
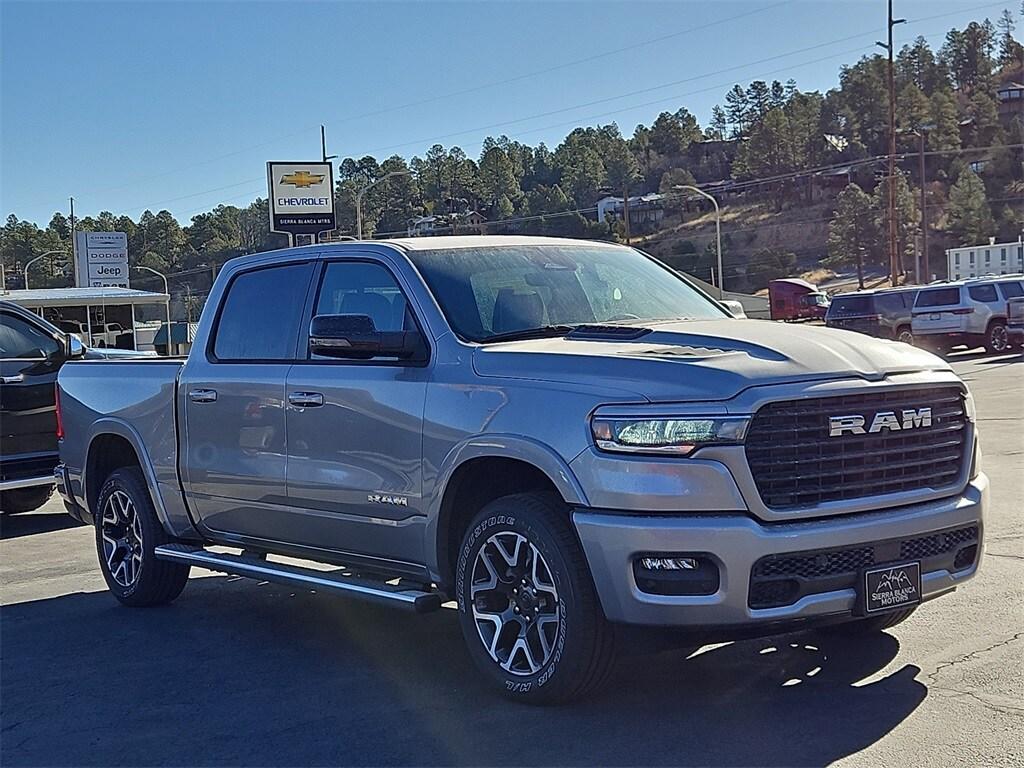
[769, 278, 829, 321]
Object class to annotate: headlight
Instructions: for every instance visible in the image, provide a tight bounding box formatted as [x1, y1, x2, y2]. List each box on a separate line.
[963, 389, 976, 422]
[591, 416, 750, 456]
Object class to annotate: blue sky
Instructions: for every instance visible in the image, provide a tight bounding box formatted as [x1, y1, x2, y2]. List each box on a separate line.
[1, 0, 1010, 226]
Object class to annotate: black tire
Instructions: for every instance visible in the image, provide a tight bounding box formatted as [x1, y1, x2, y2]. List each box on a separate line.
[895, 327, 914, 345]
[94, 467, 189, 607]
[455, 492, 615, 704]
[0, 485, 54, 514]
[824, 607, 917, 635]
[985, 321, 1011, 354]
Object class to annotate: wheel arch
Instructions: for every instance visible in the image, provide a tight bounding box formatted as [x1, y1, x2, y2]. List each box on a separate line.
[83, 419, 182, 537]
[427, 437, 588, 590]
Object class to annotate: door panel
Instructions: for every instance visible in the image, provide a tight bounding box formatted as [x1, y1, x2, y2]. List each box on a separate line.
[182, 364, 292, 534]
[180, 260, 313, 537]
[283, 259, 429, 560]
[0, 310, 63, 480]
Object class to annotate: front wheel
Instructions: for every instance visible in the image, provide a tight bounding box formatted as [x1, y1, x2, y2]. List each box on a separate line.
[95, 467, 190, 606]
[455, 493, 615, 704]
[986, 322, 1011, 354]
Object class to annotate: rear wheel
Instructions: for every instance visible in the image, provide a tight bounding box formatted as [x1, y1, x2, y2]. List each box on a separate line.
[455, 493, 615, 704]
[0, 485, 54, 514]
[95, 467, 189, 606]
[985, 322, 1011, 354]
[895, 327, 914, 345]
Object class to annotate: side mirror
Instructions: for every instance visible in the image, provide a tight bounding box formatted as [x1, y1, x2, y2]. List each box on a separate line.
[309, 314, 425, 360]
[67, 334, 86, 359]
[721, 300, 747, 319]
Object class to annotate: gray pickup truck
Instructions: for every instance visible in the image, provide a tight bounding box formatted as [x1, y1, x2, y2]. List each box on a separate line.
[56, 236, 987, 703]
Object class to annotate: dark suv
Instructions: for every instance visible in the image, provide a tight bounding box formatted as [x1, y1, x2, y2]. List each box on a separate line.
[825, 287, 919, 344]
[0, 300, 143, 513]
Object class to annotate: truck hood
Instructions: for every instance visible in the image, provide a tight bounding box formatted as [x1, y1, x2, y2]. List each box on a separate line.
[472, 319, 951, 403]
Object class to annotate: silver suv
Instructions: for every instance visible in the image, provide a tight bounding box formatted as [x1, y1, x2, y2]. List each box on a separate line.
[912, 276, 1024, 353]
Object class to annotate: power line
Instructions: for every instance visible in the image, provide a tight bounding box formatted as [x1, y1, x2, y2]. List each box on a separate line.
[29, 3, 792, 209]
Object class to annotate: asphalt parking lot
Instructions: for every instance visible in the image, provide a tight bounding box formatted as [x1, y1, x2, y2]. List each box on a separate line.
[2, 351, 1021, 767]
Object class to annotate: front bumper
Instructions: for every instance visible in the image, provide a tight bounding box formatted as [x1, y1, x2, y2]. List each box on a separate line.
[573, 473, 986, 627]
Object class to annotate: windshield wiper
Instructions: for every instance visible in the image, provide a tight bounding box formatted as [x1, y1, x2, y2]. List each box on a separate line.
[479, 325, 577, 344]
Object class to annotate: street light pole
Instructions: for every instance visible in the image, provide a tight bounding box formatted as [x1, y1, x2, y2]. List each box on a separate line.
[23, 250, 67, 289]
[133, 265, 171, 354]
[356, 171, 411, 239]
[676, 185, 723, 295]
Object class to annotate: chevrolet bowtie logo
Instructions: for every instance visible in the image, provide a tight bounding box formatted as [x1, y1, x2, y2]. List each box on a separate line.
[280, 170, 325, 188]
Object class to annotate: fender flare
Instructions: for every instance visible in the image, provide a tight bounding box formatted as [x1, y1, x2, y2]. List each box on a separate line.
[83, 418, 182, 537]
[423, 434, 589, 581]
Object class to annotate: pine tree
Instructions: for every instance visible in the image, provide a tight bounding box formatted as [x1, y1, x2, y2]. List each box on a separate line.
[827, 183, 879, 287]
[947, 169, 995, 245]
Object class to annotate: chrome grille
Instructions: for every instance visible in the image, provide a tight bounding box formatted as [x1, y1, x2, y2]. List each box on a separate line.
[745, 386, 968, 510]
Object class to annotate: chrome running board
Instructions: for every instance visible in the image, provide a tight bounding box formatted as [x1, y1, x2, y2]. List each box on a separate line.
[154, 543, 442, 613]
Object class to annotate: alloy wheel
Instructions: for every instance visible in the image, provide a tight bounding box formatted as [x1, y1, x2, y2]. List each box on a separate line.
[897, 330, 914, 345]
[990, 325, 1010, 352]
[470, 531, 560, 676]
[100, 490, 144, 588]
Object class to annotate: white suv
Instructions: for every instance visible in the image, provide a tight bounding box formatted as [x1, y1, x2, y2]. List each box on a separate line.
[912, 275, 1024, 353]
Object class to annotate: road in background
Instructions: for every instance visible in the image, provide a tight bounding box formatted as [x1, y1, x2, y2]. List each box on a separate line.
[2, 352, 1021, 767]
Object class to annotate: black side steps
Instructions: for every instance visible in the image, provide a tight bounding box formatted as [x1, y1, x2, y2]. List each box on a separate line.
[154, 543, 443, 613]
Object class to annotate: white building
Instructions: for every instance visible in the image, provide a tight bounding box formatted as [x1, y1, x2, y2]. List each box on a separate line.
[946, 237, 1024, 280]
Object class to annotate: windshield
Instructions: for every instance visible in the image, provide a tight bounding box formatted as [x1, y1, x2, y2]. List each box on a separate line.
[408, 244, 727, 342]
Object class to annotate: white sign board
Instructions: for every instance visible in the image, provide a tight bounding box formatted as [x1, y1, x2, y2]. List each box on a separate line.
[75, 231, 129, 288]
[267, 161, 336, 241]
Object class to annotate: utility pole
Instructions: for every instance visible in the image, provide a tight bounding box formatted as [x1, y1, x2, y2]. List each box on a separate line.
[878, 0, 906, 287]
[919, 129, 929, 282]
[622, 187, 631, 245]
[70, 196, 77, 286]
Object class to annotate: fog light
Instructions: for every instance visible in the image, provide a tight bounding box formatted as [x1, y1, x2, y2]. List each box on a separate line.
[634, 554, 719, 596]
[640, 557, 699, 571]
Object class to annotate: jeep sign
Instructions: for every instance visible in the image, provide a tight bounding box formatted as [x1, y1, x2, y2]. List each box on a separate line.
[74, 231, 129, 288]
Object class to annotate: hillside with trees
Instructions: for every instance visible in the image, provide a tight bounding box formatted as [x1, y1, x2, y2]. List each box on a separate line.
[3, 10, 1022, 302]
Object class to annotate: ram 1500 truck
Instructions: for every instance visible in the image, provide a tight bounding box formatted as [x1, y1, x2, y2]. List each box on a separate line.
[56, 236, 987, 704]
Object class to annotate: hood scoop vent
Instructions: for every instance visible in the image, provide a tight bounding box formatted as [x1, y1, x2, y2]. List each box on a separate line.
[566, 325, 652, 341]
[632, 344, 738, 359]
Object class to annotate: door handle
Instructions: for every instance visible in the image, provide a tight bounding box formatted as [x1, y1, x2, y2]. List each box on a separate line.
[188, 388, 218, 403]
[288, 391, 324, 408]
[1, 374, 25, 384]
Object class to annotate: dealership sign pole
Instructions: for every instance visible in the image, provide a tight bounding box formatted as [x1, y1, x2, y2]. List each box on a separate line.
[267, 162, 336, 246]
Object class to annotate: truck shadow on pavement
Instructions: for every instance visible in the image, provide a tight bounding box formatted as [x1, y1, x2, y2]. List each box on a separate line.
[1, 576, 925, 767]
[0, 511, 84, 540]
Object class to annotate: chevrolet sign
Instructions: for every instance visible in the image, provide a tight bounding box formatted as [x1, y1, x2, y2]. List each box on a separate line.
[267, 161, 336, 241]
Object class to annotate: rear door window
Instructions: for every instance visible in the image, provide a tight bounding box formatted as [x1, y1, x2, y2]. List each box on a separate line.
[829, 295, 873, 316]
[916, 287, 961, 308]
[997, 281, 1023, 299]
[967, 284, 999, 303]
[212, 263, 312, 361]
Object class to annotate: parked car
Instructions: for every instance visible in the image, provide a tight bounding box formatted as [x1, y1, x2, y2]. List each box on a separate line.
[911, 276, 1024, 353]
[57, 237, 985, 704]
[1007, 296, 1024, 348]
[768, 278, 829, 321]
[825, 287, 919, 344]
[1, 301, 147, 513]
[57, 319, 128, 348]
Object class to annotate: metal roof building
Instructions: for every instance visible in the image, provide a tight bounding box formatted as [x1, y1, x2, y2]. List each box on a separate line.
[0, 286, 169, 308]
